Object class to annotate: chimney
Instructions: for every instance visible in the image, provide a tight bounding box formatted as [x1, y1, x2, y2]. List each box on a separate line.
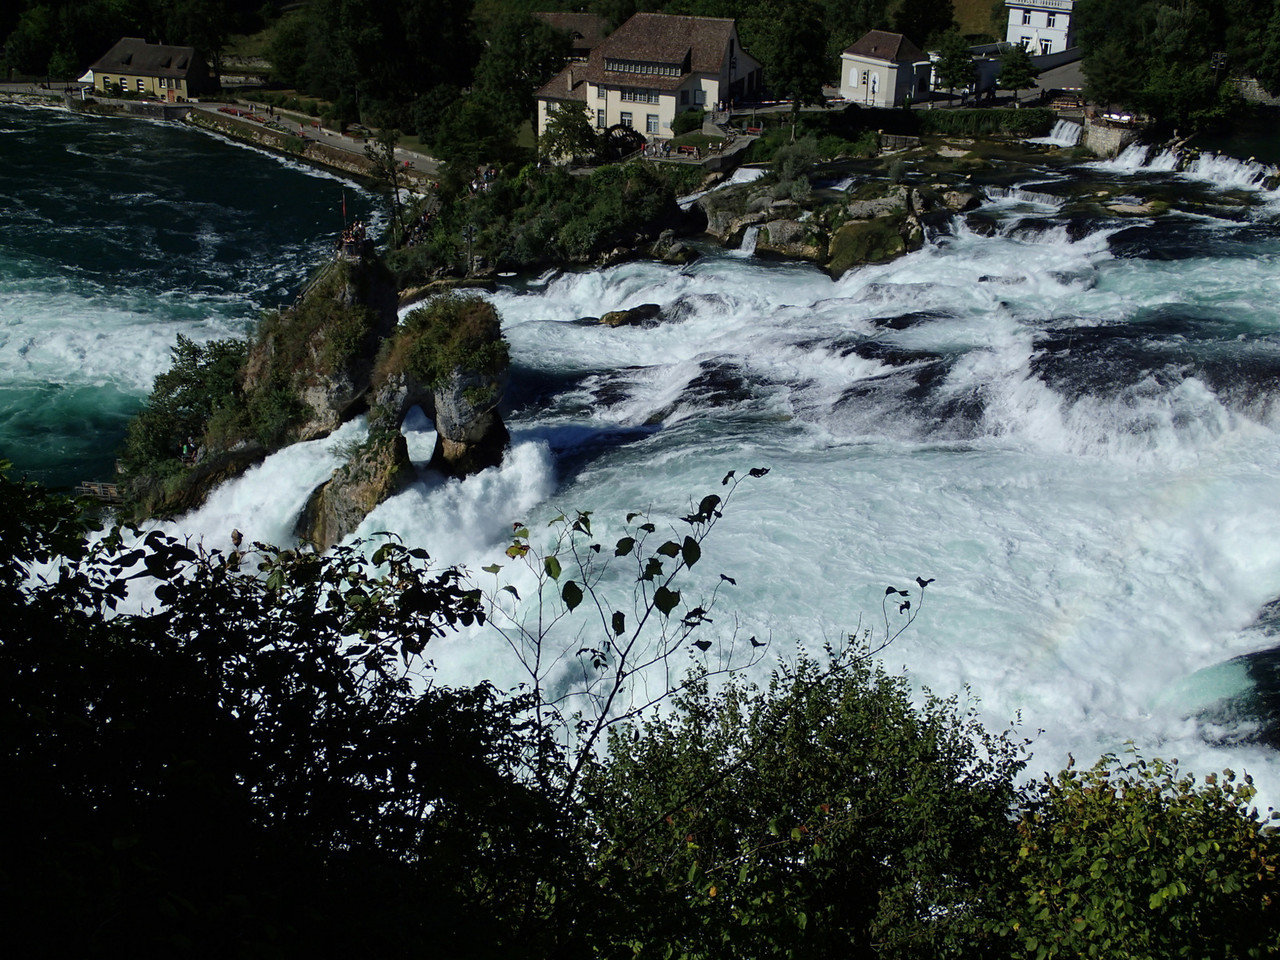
[567, 66, 574, 91]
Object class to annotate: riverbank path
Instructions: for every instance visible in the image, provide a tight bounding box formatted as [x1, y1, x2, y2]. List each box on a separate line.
[189, 99, 441, 180]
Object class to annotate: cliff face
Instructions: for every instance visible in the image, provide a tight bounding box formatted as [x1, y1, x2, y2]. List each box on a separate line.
[371, 293, 511, 477]
[241, 255, 400, 444]
[293, 292, 511, 546]
[429, 366, 510, 477]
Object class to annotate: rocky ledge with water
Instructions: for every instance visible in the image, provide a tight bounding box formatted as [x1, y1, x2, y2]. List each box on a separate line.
[121, 243, 511, 542]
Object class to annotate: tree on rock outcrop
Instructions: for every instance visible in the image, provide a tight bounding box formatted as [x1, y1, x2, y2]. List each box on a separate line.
[118, 254, 400, 520]
[373, 293, 510, 478]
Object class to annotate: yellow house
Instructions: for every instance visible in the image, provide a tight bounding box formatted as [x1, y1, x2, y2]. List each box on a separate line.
[86, 38, 213, 102]
[535, 13, 762, 141]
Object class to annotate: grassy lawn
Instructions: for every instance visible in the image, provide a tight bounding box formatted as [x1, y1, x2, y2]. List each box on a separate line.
[223, 27, 278, 63]
[954, 0, 1003, 38]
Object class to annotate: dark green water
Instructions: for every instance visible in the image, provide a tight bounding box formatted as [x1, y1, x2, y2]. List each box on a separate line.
[0, 103, 378, 487]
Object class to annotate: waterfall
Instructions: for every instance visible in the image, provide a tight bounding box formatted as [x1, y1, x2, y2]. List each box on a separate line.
[1027, 119, 1083, 147]
[984, 184, 1065, 208]
[733, 224, 760, 257]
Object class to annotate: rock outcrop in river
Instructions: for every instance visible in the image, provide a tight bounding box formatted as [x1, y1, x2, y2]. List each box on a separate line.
[694, 174, 983, 278]
[121, 248, 510, 540]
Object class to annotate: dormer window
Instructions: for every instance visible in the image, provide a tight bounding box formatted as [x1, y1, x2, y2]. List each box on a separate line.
[603, 57, 680, 77]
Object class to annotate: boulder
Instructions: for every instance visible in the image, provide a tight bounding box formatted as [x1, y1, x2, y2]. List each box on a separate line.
[295, 431, 416, 550]
[941, 188, 984, 212]
[650, 230, 701, 264]
[755, 219, 827, 262]
[827, 217, 908, 277]
[599, 303, 663, 327]
[846, 185, 909, 219]
[429, 367, 510, 477]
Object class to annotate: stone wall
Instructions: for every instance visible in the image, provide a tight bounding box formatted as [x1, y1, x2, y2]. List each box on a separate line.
[1084, 118, 1140, 157]
[1236, 79, 1280, 107]
[65, 91, 192, 120]
[183, 108, 432, 188]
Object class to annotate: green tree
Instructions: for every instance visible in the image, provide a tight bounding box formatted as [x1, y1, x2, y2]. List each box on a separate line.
[893, 0, 955, 46]
[934, 29, 976, 104]
[365, 126, 406, 240]
[46, 42, 77, 80]
[471, 11, 572, 136]
[997, 41, 1040, 106]
[820, 0, 890, 60]
[1075, 0, 1243, 128]
[742, 0, 829, 121]
[989, 751, 1280, 958]
[582, 636, 1025, 958]
[266, 8, 312, 86]
[0, 466, 571, 958]
[1257, 1, 1280, 95]
[539, 104, 600, 164]
[119, 334, 247, 477]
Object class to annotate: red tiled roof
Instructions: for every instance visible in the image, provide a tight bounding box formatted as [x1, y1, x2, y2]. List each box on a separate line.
[534, 64, 589, 103]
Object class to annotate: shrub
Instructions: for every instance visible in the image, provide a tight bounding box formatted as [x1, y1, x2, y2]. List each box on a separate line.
[670, 108, 705, 137]
[395, 294, 509, 389]
[988, 751, 1280, 958]
[917, 107, 1054, 137]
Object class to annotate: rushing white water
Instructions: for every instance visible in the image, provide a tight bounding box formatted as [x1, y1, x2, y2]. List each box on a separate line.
[733, 224, 761, 256]
[1027, 119, 1083, 147]
[161, 164, 1280, 807]
[678, 165, 766, 209]
[14, 104, 1273, 807]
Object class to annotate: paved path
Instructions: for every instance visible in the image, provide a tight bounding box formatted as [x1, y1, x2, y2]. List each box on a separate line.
[190, 99, 441, 180]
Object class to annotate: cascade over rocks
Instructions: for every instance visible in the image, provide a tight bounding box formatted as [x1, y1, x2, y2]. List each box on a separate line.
[693, 169, 984, 279]
[124, 249, 510, 535]
[294, 431, 416, 550]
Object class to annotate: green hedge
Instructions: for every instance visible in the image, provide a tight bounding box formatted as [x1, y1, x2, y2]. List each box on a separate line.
[916, 107, 1054, 137]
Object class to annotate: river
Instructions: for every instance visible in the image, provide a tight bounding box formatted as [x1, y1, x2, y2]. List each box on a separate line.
[6, 102, 1280, 805]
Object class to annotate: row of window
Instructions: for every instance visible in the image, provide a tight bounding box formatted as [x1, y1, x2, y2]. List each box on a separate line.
[620, 88, 661, 104]
[595, 86, 706, 106]
[1019, 36, 1054, 54]
[101, 76, 179, 92]
[1020, 10, 1059, 27]
[610, 111, 661, 133]
[604, 58, 680, 77]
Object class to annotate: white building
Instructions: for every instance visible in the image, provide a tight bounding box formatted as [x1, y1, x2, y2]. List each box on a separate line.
[535, 13, 762, 140]
[1005, 0, 1075, 56]
[838, 31, 931, 108]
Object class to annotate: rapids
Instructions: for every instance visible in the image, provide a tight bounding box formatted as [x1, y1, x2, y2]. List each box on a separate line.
[7, 102, 1280, 804]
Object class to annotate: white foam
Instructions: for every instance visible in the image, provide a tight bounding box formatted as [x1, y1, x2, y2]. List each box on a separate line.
[75, 152, 1280, 810]
[1039, 119, 1083, 147]
[677, 165, 767, 209]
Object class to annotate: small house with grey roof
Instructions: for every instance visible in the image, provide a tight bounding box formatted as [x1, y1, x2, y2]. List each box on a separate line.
[839, 31, 931, 107]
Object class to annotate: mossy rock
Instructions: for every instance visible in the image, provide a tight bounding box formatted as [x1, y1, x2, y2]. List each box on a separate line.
[295, 431, 416, 550]
[827, 217, 908, 277]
